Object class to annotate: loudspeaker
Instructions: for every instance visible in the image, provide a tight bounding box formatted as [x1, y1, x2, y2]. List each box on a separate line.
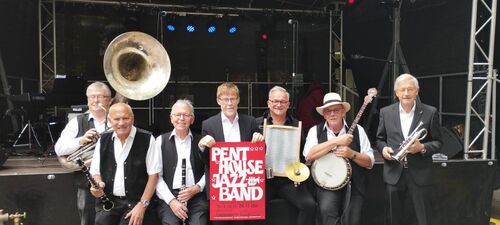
[439, 126, 463, 159]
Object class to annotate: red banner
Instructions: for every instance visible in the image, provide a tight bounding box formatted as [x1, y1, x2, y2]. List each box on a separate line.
[209, 141, 266, 221]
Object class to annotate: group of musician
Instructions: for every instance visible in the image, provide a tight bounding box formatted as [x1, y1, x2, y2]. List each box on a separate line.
[55, 73, 442, 225]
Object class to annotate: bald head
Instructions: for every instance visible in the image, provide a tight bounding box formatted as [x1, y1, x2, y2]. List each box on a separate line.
[108, 103, 134, 141]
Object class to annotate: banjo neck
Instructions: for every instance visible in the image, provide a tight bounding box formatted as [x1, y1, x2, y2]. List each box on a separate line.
[346, 88, 377, 135]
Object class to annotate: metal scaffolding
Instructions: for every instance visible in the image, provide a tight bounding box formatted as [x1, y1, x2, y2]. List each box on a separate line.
[464, 0, 498, 159]
[329, 9, 343, 94]
[38, 0, 56, 93]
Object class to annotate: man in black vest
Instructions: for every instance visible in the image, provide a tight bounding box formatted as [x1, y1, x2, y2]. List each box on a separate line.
[156, 99, 208, 225]
[303, 92, 374, 225]
[376, 74, 442, 225]
[55, 81, 112, 225]
[255, 86, 316, 225]
[89, 103, 161, 225]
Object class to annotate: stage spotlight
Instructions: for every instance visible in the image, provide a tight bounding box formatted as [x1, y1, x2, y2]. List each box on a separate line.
[166, 22, 176, 32]
[207, 23, 217, 33]
[260, 33, 268, 40]
[347, 0, 355, 4]
[227, 24, 238, 34]
[186, 23, 196, 33]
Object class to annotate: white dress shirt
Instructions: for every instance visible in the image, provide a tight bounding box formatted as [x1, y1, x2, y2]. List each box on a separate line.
[89, 126, 161, 196]
[155, 130, 206, 205]
[399, 102, 416, 139]
[221, 113, 241, 142]
[303, 121, 375, 168]
[55, 113, 108, 156]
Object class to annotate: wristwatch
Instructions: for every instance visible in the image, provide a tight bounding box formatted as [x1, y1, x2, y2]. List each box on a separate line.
[139, 199, 150, 208]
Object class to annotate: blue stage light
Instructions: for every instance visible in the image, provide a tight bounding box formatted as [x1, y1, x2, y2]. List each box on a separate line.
[207, 24, 217, 33]
[186, 23, 196, 33]
[227, 24, 238, 34]
[166, 23, 176, 32]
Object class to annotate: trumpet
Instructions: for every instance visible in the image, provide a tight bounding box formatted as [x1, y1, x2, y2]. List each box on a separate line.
[58, 132, 99, 171]
[391, 121, 428, 162]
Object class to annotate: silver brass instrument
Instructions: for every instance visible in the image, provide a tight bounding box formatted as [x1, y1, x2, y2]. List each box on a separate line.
[58, 132, 99, 171]
[58, 31, 171, 170]
[103, 31, 171, 101]
[391, 121, 428, 162]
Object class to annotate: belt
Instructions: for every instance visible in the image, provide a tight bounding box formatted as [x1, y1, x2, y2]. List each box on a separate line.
[112, 195, 127, 200]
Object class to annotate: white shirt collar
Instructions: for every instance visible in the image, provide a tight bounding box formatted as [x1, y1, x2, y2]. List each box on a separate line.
[221, 112, 239, 123]
[112, 126, 136, 141]
[169, 129, 193, 141]
[399, 101, 416, 114]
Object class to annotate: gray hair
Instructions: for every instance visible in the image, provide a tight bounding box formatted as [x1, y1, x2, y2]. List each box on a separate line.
[268, 86, 290, 100]
[171, 99, 194, 116]
[86, 81, 111, 97]
[394, 74, 419, 91]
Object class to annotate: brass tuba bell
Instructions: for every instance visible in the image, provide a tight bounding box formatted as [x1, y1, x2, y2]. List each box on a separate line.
[103, 31, 171, 101]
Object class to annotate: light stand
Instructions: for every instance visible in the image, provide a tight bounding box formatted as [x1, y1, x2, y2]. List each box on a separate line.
[364, 0, 411, 130]
[12, 110, 42, 150]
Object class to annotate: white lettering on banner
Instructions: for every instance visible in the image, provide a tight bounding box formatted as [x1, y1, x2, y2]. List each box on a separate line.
[211, 147, 249, 162]
[219, 186, 264, 201]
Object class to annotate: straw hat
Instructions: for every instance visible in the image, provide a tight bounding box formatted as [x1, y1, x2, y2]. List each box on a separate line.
[316, 92, 351, 116]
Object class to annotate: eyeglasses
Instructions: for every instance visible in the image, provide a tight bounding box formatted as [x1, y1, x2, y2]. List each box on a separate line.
[397, 87, 417, 93]
[171, 113, 193, 119]
[324, 108, 343, 115]
[218, 97, 239, 103]
[268, 99, 289, 105]
[87, 95, 110, 100]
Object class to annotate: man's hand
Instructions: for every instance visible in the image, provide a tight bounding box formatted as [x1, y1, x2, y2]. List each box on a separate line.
[198, 135, 216, 151]
[406, 139, 425, 154]
[382, 147, 395, 160]
[90, 181, 105, 198]
[336, 134, 353, 146]
[169, 199, 189, 221]
[334, 146, 354, 159]
[79, 128, 98, 145]
[177, 185, 201, 203]
[251, 132, 264, 143]
[125, 203, 147, 225]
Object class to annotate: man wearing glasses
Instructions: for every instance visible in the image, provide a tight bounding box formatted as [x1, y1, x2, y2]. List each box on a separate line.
[376, 74, 442, 225]
[55, 81, 112, 225]
[303, 92, 374, 225]
[197, 82, 264, 225]
[155, 99, 208, 225]
[255, 86, 316, 225]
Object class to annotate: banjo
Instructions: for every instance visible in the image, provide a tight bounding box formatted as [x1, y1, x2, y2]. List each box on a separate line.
[311, 88, 377, 191]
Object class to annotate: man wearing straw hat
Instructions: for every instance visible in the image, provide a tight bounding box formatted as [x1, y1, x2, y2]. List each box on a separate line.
[303, 92, 374, 225]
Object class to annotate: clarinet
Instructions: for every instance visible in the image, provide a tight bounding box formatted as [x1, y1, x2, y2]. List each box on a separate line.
[75, 158, 114, 211]
[180, 158, 187, 225]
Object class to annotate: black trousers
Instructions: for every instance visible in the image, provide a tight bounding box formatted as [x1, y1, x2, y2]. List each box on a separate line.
[95, 197, 157, 225]
[265, 177, 316, 225]
[158, 192, 208, 225]
[385, 169, 432, 225]
[315, 182, 365, 225]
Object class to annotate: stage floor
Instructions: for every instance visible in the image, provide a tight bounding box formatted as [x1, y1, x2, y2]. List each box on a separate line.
[0, 155, 71, 176]
[0, 155, 497, 225]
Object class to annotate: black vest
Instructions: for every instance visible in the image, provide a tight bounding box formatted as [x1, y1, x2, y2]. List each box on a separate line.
[317, 122, 368, 195]
[99, 128, 152, 201]
[74, 113, 94, 187]
[76, 113, 94, 137]
[160, 132, 204, 192]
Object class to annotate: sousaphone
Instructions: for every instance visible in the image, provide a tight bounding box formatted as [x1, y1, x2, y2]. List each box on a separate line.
[103, 31, 171, 100]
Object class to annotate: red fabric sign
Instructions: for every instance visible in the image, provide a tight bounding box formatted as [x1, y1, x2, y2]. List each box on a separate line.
[209, 141, 266, 221]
